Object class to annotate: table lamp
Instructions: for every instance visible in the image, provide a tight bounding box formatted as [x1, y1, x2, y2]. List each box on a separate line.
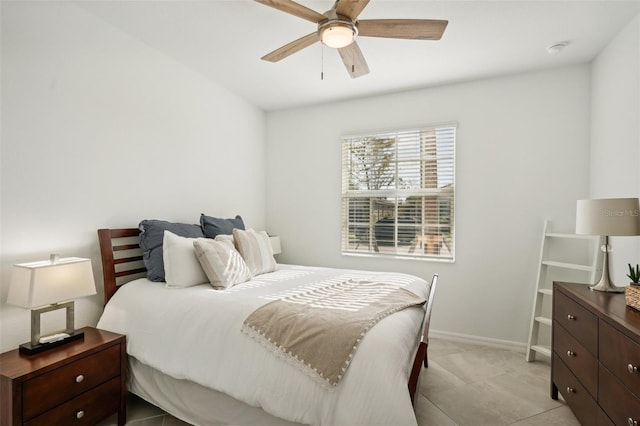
[7, 254, 97, 354]
[576, 198, 640, 292]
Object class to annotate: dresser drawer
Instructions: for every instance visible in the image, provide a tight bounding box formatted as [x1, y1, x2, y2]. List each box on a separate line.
[553, 353, 598, 426]
[553, 321, 597, 397]
[599, 365, 640, 426]
[597, 408, 614, 426]
[600, 320, 640, 398]
[554, 290, 598, 355]
[22, 344, 120, 420]
[24, 377, 120, 426]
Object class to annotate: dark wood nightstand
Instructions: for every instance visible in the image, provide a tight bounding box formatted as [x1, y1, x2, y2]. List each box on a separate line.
[0, 326, 126, 426]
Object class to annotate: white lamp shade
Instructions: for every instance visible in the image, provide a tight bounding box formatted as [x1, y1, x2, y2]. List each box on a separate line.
[576, 198, 640, 236]
[7, 257, 97, 309]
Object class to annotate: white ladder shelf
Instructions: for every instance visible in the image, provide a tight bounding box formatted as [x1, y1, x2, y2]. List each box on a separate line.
[525, 220, 602, 362]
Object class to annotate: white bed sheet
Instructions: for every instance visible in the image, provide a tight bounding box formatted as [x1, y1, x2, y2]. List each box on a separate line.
[97, 264, 430, 426]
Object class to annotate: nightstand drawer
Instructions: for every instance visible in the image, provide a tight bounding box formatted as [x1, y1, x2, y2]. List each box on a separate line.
[23, 344, 120, 420]
[24, 377, 120, 426]
[554, 290, 597, 355]
[599, 320, 640, 397]
[553, 321, 597, 397]
[553, 353, 598, 426]
[599, 365, 640, 426]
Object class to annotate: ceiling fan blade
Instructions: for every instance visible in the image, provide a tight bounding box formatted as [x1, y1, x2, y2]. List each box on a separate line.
[262, 32, 320, 62]
[335, 0, 370, 20]
[357, 19, 448, 40]
[254, 0, 326, 24]
[338, 41, 369, 78]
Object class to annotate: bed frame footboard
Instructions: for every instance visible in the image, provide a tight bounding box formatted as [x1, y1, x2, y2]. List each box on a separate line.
[408, 273, 438, 405]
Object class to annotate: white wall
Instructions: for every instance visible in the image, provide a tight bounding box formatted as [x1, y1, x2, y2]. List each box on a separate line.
[266, 65, 591, 344]
[590, 14, 640, 284]
[0, 2, 266, 352]
[3, 3, 631, 353]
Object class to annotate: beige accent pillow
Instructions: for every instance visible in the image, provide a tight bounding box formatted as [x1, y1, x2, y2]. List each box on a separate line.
[232, 228, 276, 276]
[193, 238, 253, 289]
[214, 233, 235, 245]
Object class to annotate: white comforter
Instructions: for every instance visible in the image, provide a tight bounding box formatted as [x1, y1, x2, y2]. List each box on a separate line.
[97, 265, 429, 426]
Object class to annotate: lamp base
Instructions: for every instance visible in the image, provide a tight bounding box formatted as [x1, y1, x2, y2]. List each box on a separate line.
[589, 236, 625, 293]
[589, 281, 625, 293]
[18, 330, 84, 355]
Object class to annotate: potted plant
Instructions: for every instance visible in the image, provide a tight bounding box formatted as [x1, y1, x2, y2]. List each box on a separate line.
[628, 264, 640, 285]
[625, 264, 640, 310]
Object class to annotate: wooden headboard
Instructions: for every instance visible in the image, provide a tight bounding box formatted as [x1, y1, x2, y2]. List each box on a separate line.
[97, 228, 146, 305]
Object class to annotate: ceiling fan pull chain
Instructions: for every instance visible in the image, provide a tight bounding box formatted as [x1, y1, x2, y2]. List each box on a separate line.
[321, 43, 324, 80]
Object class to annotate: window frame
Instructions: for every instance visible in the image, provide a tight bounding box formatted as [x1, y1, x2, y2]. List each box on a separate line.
[340, 122, 457, 262]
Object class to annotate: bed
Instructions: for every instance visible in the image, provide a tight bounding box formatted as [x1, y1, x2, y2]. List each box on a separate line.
[96, 227, 438, 426]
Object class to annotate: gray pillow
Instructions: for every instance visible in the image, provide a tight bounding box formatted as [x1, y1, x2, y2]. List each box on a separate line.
[200, 214, 245, 238]
[139, 219, 204, 282]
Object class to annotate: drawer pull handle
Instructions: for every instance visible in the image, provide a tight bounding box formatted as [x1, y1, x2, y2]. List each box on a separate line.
[76, 411, 85, 419]
[567, 314, 576, 320]
[567, 350, 576, 357]
[566, 386, 575, 394]
[75, 374, 84, 383]
[628, 364, 639, 374]
[628, 418, 637, 426]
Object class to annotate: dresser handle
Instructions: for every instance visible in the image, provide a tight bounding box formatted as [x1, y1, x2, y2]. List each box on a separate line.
[566, 386, 575, 394]
[75, 374, 84, 383]
[76, 410, 85, 419]
[628, 364, 639, 374]
[567, 350, 575, 357]
[628, 418, 637, 426]
[567, 314, 576, 320]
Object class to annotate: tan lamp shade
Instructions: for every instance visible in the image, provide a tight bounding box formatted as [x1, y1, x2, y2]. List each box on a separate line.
[7, 257, 96, 309]
[576, 198, 640, 236]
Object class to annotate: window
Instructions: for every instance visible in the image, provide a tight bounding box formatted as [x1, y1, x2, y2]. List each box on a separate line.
[341, 123, 456, 261]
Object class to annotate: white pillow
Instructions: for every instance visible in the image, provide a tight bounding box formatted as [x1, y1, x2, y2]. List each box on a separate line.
[162, 230, 209, 288]
[232, 228, 276, 276]
[193, 239, 253, 289]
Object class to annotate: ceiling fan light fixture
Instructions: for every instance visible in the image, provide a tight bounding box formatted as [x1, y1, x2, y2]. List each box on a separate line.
[320, 23, 355, 49]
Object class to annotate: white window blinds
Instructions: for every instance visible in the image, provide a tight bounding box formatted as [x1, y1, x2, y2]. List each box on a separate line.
[341, 124, 456, 261]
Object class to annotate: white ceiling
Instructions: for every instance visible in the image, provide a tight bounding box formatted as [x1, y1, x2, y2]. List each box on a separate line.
[78, 0, 640, 111]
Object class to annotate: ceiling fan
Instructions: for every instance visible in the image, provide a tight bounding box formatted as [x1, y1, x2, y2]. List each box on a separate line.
[255, 0, 448, 78]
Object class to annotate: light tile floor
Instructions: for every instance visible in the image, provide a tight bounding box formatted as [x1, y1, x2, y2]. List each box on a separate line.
[415, 338, 579, 426]
[99, 337, 580, 426]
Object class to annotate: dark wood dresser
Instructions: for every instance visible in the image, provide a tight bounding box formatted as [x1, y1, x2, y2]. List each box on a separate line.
[0, 327, 126, 426]
[552, 282, 640, 425]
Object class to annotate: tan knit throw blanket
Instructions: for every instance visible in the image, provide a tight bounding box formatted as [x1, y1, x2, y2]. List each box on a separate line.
[241, 279, 426, 387]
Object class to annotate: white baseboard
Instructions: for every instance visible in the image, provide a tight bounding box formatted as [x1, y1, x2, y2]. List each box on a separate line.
[429, 329, 528, 353]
